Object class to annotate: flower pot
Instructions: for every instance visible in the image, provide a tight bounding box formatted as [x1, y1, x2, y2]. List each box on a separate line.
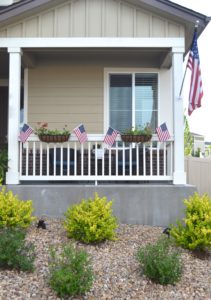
[121, 134, 152, 143]
[38, 134, 70, 143]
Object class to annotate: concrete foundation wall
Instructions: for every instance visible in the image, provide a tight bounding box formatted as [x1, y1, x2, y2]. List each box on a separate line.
[6, 184, 197, 227]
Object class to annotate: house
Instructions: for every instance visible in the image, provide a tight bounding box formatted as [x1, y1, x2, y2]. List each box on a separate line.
[205, 142, 211, 157]
[0, 0, 209, 225]
[190, 132, 205, 157]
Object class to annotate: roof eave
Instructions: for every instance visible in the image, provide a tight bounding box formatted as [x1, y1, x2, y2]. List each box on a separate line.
[0, 0, 67, 25]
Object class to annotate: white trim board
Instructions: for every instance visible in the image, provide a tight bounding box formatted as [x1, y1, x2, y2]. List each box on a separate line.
[0, 37, 184, 51]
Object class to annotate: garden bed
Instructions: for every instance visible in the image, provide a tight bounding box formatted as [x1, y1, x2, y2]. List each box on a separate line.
[0, 219, 210, 299]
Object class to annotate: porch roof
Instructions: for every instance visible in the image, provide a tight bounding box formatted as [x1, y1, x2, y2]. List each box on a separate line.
[0, 0, 210, 54]
[0, 39, 182, 77]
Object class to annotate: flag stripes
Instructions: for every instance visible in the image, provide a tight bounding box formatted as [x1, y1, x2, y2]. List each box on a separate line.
[19, 124, 33, 143]
[156, 123, 170, 142]
[187, 29, 203, 116]
[73, 124, 88, 144]
[104, 127, 119, 146]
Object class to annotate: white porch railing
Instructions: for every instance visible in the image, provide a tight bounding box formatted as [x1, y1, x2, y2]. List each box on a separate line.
[19, 134, 174, 182]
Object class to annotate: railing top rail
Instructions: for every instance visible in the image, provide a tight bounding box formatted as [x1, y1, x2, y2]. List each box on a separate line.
[23, 134, 174, 143]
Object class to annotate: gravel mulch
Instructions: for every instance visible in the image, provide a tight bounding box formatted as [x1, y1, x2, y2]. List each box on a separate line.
[0, 219, 210, 300]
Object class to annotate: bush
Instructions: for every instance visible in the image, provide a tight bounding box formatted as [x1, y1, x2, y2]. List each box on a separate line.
[48, 243, 94, 298]
[137, 237, 182, 285]
[0, 227, 35, 271]
[0, 187, 36, 228]
[170, 193, 211, 251]
[64, 193, 118, 244]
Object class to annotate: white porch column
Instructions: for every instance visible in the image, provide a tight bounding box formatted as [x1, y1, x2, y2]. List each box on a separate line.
[172, 50, 186, 184]
[6, 47, 22, 184]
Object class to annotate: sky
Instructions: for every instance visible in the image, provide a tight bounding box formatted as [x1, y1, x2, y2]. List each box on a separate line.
[171, 0, 211, 141]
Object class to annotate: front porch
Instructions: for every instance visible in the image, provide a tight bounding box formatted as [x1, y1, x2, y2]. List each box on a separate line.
[1, 38, 186, 185]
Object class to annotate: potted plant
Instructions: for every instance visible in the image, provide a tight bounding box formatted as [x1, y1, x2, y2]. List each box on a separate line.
[121, 124, 152, 143]
[34, 122, 70, 143]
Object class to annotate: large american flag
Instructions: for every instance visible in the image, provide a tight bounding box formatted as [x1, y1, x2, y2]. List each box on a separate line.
[19, 123, 33, 143]
[187, 29, 203, 116]
[156, 122, 170, 142]
[104, 127, 119, 146]
[73, 124, 88, 144]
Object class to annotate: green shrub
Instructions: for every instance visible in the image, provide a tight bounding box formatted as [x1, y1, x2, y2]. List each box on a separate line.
[137, 237, 182, 285]
[0, 187, 36, 228]
[170, 193, 211, 251]
[0, 227, 35, 271]
[64, 193, 118, 244]
[48, 243, 94, 298]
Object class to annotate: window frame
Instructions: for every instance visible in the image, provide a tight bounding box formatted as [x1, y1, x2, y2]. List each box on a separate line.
[104, 68, 160, 133]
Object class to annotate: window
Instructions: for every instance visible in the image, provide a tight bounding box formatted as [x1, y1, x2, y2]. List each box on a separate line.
[109, 73, 158, 133]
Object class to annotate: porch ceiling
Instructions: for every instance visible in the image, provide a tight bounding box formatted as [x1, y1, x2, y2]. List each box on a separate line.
[0, 47, 172, 78]
[23, 47, 172, 69]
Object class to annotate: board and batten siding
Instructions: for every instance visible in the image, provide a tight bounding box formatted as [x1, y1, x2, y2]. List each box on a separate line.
[0, 0, 184, 38]
[27, 59, 173, 135]
[28, 62, 104, 133]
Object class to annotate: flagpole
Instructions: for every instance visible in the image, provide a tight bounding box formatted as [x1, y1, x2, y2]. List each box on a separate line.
[179, 65, 188, 97]
[178, 21, 199, 97]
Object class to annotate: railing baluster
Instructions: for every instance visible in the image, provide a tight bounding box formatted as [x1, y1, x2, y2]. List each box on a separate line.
[46, 144, 49, 176]
[109, 147, 111, 176]
[129, 143, 132, 176]
[123, 142, 125, 176]
[115, 142, 118, 176]
[33, 142, 36, 176]
[81, 143, 84, 176]
[170, 141, 173, 176]
[157, 142, 160, 176]
[102, 144, 105, 176]
[164, 142, 166, 176]
[60, 144, 63, 176]
[74, 142, 77, 175]
[19, 142, 22, 176]
[95, 142, 97, 176]
[26, 142, 29, 176]
[143, 143, 146, 176]
[53, 145, 56, 176]
[136, 144, 139, 176]
[88, 142, 91, 176]
[67, 142, 70, 176]
[150, 142, 153, 176]
[40, 142, 43, 176]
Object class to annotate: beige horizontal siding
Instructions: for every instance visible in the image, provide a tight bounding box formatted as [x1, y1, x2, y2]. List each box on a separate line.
[28, 62, 104, 133]
[28, 97, 102, 105]
[0, 0, 184, 38]
[28, 104, 102, 114]
[28, 87, 102, 97]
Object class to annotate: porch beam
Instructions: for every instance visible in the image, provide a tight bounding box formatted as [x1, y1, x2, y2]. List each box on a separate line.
[22, 52, 36, 68]
[172, 50, 186, 184]
[0, 37, 184, 50]
[6, 47, 22, 184]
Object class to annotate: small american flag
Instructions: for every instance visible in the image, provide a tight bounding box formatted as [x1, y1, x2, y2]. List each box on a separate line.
[156, 123, 170, 142]
[73, 124, 88, 144]
[19, 123, 33, 143]
[187, 29, 203, 116]
[104, 127, 119, 146]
